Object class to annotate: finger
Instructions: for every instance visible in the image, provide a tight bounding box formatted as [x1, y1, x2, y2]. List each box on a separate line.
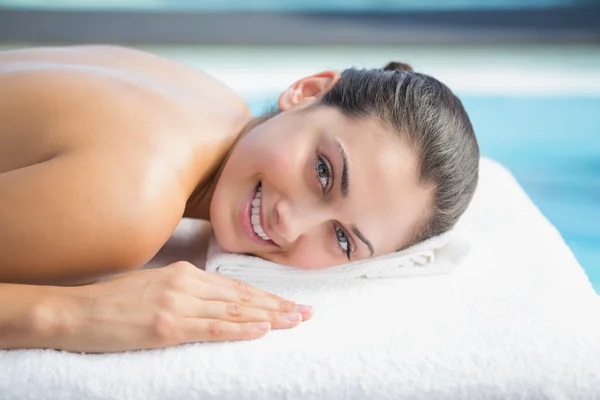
[179, 318, 272, 343]
[198, 270, 289, 303]
[186, 299, 303, 329]
[196, 279, 304, 314]
[195, 273, 311, 315]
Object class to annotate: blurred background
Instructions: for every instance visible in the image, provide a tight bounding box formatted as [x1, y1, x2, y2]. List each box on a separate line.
[0, 1, 599, 292]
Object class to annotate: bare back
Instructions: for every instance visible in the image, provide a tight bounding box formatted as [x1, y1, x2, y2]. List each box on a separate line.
[0, 45, 249, 285]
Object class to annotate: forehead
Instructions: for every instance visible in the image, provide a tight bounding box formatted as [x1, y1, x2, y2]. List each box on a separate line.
[317, 107, 432, 253]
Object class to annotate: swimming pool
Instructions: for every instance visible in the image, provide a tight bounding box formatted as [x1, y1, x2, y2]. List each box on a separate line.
[247, 95, 600, 294]
[461, 95, 600, 294]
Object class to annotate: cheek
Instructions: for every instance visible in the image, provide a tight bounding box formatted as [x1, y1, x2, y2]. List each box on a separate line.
[241, 118, 314, 182]
[253, 140, 309, 189]
[262, 152, 300, 183]
[240, 131, 298, 170]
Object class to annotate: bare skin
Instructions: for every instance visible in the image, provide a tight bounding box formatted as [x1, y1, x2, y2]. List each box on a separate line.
[0, 45, 312, 352]
[0, 45, 432, 353]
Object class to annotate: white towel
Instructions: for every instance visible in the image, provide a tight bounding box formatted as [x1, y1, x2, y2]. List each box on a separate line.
[1, 158, 599, 400]
[206, 229, 470, 282]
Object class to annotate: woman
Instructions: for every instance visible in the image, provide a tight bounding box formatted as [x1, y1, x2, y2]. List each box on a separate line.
[0, 45, 479, 352]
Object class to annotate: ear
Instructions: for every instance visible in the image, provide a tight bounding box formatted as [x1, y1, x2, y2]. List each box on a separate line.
[278, 70, 341, 111]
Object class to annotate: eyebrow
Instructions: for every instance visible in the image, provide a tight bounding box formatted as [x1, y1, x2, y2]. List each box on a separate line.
[353, 226, 375, 257]
[333, 137, 349, 197]
[333, 137, 375, 257]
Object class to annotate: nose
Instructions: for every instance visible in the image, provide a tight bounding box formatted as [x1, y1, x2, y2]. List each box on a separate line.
[272, 199, 327, 246]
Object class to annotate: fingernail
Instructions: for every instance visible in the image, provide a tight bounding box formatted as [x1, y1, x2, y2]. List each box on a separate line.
[253, 322, 271, 332]
[282, 312, 303, 322]
[298, 305, 313, 314]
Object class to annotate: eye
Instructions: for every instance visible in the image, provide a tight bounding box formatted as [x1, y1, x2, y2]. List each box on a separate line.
[334, 225, 352, 259]
[315, 155, 332, 192]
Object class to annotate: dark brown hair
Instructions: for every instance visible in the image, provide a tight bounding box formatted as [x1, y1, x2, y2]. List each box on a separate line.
[320, 61, 480, 247]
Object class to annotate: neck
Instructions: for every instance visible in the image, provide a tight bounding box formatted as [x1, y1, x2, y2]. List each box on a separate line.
[182, 114, 266, 221]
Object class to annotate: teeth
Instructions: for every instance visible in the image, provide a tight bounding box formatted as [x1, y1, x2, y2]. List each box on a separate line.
[258, 233, 270, 241]
[250, 184, 271, 242]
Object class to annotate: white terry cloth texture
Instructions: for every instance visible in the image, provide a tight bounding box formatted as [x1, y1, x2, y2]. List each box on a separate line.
[206, 228, 469, 282]
[1, 157, 599, 400]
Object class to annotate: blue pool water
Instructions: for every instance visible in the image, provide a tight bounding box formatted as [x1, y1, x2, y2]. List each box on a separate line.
[248, 95, 600, 293]
[462, 96, 600, 293]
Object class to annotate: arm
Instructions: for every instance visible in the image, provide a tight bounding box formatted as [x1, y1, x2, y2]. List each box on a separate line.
[0, 149, 185, 285]
[0, 263, 313, 353]
[0, 283, 66, 349]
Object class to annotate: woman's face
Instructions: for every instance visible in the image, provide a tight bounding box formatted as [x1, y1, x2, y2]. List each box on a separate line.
[210, 71, 432, 268]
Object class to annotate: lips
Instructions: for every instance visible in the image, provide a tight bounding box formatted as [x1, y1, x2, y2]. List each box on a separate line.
[251, 184, 272, 241]
[241, 182, 275, 246]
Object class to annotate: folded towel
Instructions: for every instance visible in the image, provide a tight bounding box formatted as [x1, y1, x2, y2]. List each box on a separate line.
[1, 158, 599, 400]
[206, 229, 470, 282]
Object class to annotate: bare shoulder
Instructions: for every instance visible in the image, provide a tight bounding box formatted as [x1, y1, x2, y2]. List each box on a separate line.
[0, 45, 250, 115]
[0, 46, 243, 167]
[0, 148, 187, 285]
[0, 46, 249, 283]
[0, 45, 250, 175]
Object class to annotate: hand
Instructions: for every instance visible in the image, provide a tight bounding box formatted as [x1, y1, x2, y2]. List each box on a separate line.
[56, 261, 312, 353]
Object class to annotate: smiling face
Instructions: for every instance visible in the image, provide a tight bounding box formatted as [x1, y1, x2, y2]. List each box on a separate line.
[209, 72, 433, 268]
